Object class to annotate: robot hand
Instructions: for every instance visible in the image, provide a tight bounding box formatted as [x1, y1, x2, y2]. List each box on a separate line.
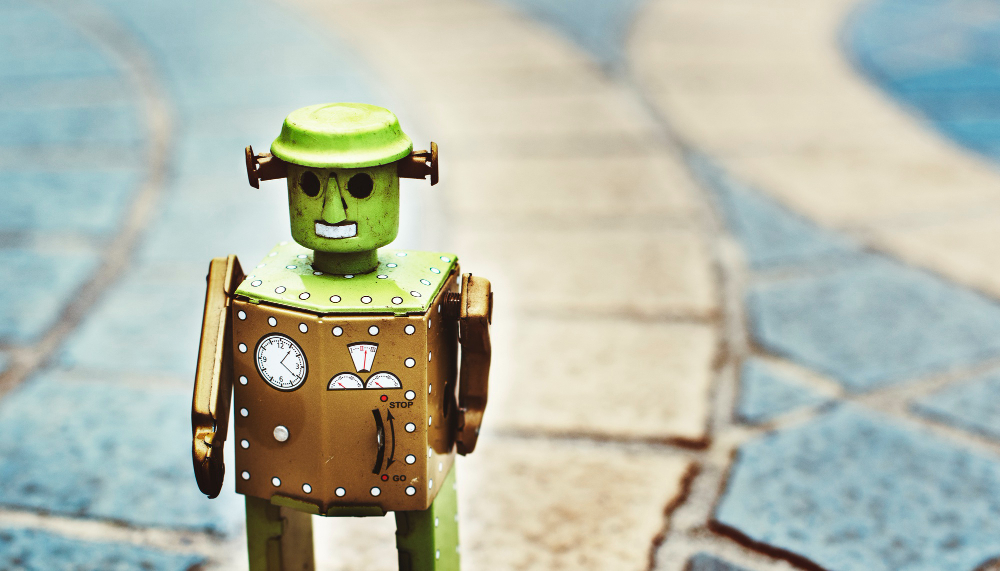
[453, 273, 492, 455]
[192, 255, 244, 498]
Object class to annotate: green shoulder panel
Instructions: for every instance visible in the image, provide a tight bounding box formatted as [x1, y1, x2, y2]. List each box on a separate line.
[235, 242, 457, 316]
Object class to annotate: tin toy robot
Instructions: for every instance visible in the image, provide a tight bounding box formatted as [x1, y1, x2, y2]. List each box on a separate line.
[191, 103, 492, 571]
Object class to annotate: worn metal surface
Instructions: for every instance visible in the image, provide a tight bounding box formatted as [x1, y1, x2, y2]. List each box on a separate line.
[235, 242, 457, 315]
[231, 270, 459, 513]
[192, 254, 245, 498]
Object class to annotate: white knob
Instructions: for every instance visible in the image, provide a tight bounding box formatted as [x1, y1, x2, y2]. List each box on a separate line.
[273, 425, 289, 442]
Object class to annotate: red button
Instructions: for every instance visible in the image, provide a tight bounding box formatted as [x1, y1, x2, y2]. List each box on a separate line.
[380, 395, 388, 402]
[381, 474, 389, 481]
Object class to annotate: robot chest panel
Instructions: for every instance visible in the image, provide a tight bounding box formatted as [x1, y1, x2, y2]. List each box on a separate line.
[229, 290, 458, 510]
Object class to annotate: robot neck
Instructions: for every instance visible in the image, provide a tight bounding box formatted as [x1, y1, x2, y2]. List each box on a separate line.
[312, 249, 379, 275]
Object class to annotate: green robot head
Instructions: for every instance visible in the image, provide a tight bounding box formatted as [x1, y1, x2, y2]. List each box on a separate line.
[265, 103, 423, 274]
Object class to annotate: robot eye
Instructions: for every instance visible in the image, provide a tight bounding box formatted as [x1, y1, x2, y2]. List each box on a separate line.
[347, 173, 373, 199]
[299, 171, 321, 197]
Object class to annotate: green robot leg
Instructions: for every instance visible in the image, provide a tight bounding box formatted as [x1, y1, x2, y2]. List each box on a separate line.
[394, 468, 461, 571]
[245, 496, 315, 571]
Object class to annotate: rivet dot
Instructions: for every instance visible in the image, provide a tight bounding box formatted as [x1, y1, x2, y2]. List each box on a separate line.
[299, 292, 310, 300]
[240, 440, 249, 449]
[396, 252, 407, 257]
[406, 486, 416, 496]
[272, 477, 281, 487]
[405, 390, 415, 400]
[361, 296, 372, 304]
[268, 317, 277, 327]
[377, 274, 388, 279]
[297, 254, 307, 259]
[313, 271, 323, 276]
[240, 408, 248, 417]
[369, 326, 379, 336]
[275, 286, 286, 294]
[428, 416, 433, 426]
[302, 483, 312, 494]
[239, 375, 248, 385]
[410, 291, 421, 297]
[428, 351, 433, 362]
[405, 423, 416, 433]
[420, 279, 431, 286]
[344, 274, 354, 279]
[330, 295, 341, 303]
[387, 263, 397, 268]
[237, 310, 246, 320]
[241, 471, 250, 480]
[406, 454, 416, 464]
[333, 326, 343, 337]
[405, 358, 416, 368]
[285, 265, 296, 270]
[336, 487, 346, 497]
[238, 343, 247, 353]
[430, 267, 441, 274]
[440, 256, 450, 262]
[370, 487, 381, 497]
[299, 323, 308, 333]
[251, 280, 262, 287]
[404, 325, 415, 335]
[392, 297, 403, 304]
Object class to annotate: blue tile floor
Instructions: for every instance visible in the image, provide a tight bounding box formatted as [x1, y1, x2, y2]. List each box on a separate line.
[0, 0, 389, 567]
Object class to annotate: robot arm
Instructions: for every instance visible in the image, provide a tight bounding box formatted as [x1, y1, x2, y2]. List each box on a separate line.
[454, 273, 492, 455]
[192, 255, 244, 498]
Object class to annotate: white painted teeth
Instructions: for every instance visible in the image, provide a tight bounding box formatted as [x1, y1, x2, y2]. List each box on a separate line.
[315, 221, 357, 239]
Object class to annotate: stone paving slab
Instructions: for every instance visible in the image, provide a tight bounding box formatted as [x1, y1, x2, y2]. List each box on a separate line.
[0, 371, 240, 533]
[458, 227, 717, 319]
[460, 437, 694, 571]
[735, 359, 831, 426]
[749, 256, 1000, 392]
[715, 405, 1000, 571]
[0, 527, 204, 571]
[0, 248, 100, 344]
[912, 370, 1000, 442]
[688, 553, 752, 571]
[629, 0, 1000, 300]
[493, 317, 716, 442]
[0, 170, 140, 235]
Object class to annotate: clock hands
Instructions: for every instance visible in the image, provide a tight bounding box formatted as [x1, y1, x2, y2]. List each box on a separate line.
[279, 350, 296, 376]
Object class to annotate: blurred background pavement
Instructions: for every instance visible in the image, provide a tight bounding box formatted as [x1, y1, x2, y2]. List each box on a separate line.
[4, 0, 1000, 570]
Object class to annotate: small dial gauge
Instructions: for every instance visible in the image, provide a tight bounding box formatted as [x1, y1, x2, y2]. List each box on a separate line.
[365, 371, 402, 389]
[348, 342, 378, 373]
[328, 372, 364, 390]
[255, 333, 307, 391]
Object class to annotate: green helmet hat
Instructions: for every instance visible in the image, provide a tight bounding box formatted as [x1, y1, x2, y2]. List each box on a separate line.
[270, 102, 413, 168]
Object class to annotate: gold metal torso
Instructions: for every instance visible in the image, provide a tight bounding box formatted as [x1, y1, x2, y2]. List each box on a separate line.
[231, 271, 459, 514]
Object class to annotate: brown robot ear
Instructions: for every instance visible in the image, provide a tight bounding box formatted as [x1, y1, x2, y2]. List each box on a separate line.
[245, 145, 289, 189]
[396, 142, 438, 186]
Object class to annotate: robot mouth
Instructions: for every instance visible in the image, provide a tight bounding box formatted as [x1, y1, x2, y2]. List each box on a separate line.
[315, 220, 357, 239]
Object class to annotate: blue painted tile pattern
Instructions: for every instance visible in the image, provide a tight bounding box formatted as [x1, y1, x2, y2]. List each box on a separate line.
[0, 0, 384, 541]
[844, 0, 1000, 161]
[0, 249, 100, 344]
[495, 0, 645, 69]
[0, 171, 140, 234]
[736, 359, 830, 424]
[749, 258, 1000, 392]
[913, 370, 1000, 441]
[0, 527, 204, 571]
[715, 405, 1000, 571]
[686, 152, 859, 271]
[0, 372, 241, 533]
[687, 553, 752, 571]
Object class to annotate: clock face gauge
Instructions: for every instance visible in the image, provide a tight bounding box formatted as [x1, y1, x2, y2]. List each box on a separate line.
[255, 334, 308, 391]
